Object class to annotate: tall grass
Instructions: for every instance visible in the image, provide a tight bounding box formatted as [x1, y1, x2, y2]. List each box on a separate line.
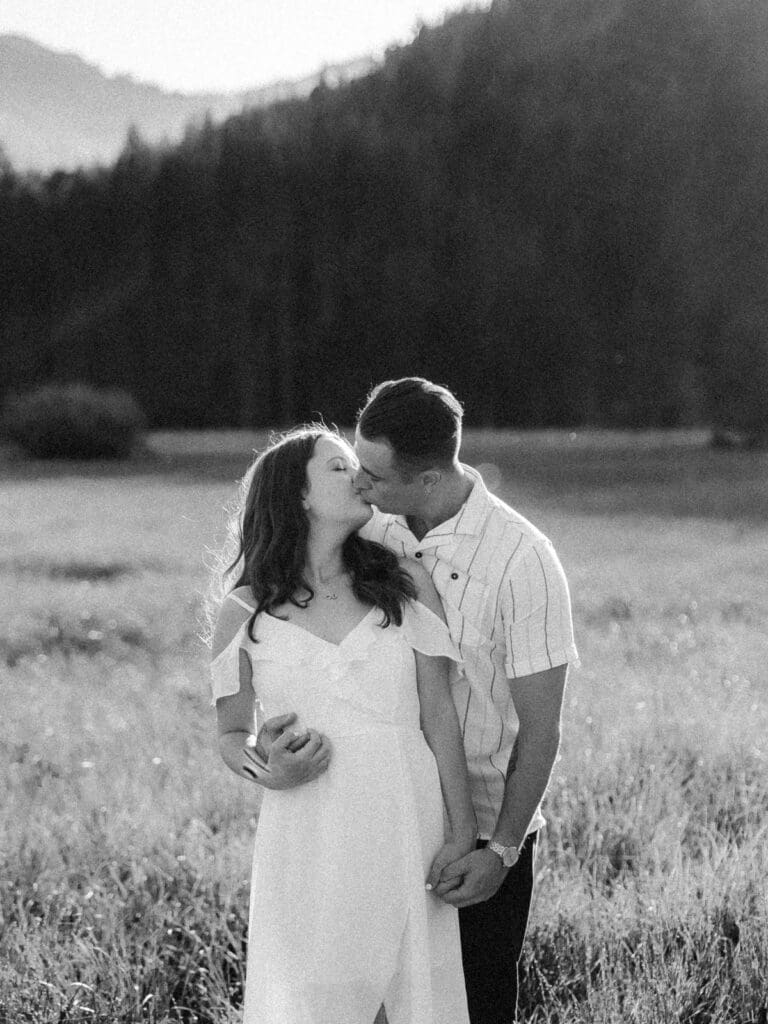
[1, 432, 766, 1022]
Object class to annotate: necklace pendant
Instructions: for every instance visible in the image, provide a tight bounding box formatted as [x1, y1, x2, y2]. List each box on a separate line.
[324, 593, 338, 600]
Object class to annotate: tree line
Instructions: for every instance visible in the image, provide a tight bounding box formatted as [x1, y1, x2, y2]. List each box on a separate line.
[1, 0, 767, 434]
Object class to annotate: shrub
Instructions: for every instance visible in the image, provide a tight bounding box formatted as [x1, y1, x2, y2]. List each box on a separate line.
[1, 383, 146, 460]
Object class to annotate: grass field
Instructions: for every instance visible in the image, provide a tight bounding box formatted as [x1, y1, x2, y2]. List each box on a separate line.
[1, 430, 767, 1023]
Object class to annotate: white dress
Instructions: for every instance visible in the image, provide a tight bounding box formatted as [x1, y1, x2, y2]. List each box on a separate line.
[210, 596, 470, 1024]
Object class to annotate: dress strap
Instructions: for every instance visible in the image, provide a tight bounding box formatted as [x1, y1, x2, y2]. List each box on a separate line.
[226, 592, 256, 612]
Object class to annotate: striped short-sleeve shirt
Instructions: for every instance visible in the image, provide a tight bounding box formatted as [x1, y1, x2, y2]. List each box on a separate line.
[360, 465, 579, 837]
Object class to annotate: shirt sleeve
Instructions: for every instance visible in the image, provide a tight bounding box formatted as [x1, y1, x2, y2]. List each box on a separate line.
[500, 539, 579, 679]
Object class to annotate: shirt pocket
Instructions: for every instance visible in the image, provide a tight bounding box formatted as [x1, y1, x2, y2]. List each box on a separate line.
[431, 562, 492, 646]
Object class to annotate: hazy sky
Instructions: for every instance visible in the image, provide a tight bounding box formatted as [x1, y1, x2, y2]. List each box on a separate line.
[1, 0, 471, 93]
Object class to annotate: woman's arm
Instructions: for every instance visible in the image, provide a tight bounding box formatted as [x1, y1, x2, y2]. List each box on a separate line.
[404, 561, 476, 863]
[212, 597, 331, 790]
[415, 647, 477, 846]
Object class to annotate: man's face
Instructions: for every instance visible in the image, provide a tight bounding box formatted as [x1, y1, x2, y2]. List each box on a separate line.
[353, 429, 424, 515]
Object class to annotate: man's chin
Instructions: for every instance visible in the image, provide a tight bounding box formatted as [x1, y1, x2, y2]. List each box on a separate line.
[355, 503, 375, 525]
[368, 501, 401, 516]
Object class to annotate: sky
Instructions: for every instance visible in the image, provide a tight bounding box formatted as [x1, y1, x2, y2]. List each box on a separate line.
[1, 0, 471, 94]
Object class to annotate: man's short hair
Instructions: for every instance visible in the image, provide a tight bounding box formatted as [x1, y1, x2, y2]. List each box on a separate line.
[357, 377, 464, 473]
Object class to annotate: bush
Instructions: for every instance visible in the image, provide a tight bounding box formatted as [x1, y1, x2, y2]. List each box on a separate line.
[1, 383, 146, 460]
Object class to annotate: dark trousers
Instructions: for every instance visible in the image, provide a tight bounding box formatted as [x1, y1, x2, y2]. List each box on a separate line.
[458, 831, 538, 1024]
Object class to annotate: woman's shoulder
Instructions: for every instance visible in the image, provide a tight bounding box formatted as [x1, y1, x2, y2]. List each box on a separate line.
[397, 597, 461, 663]
[211, 588, 256, 660]
[397, 557, 445, 622]
[398, 554, 430, 586]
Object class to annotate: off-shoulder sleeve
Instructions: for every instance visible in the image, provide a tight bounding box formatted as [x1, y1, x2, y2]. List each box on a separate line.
[209, 621, 253, 706]
[401, 600, 462, 663]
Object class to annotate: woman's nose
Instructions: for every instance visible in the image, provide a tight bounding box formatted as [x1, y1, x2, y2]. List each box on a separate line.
[353, 469, 368, 491]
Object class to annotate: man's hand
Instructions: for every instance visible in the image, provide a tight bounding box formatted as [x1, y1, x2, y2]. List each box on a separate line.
[255, 713, 332, 790]
[256, 712, 300, 760]
[432, 848, 508, 907]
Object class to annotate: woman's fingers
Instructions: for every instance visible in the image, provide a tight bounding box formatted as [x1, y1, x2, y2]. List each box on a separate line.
[426, 845, 456, 890]
[426, 856, 447, 891]
[426, 845, 471, 892]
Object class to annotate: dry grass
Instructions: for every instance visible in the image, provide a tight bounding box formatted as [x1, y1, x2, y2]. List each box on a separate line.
[1, 430, 766, 1022]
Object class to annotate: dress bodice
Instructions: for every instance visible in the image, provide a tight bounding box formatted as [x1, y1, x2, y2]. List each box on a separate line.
[210, 598, 462, 738]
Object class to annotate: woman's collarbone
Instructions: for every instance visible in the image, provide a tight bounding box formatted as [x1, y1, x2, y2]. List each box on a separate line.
[284, 592, 372, 640]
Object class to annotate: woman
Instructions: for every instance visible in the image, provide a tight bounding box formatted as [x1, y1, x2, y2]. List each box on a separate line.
[209, 426, 475, 1024]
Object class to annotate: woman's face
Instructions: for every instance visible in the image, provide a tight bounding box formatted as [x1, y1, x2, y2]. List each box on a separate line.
[303, 435, 373, 529]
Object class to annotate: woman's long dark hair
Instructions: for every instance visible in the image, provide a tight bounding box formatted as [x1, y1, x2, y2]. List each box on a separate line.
[227, 426, 416, 641]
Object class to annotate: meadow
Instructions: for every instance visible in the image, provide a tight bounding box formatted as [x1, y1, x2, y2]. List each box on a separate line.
[1, 429, 767, 1023]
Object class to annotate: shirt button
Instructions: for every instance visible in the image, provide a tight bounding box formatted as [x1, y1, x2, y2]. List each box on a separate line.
[451, 572, 459, 580]
[414, 551, 422, 558]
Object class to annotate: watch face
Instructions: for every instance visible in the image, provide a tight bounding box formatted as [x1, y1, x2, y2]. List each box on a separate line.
[490, 842, 518, 867]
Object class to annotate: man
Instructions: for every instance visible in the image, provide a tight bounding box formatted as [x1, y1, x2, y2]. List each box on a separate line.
[352, 378, 579, 1023]
[255, 377, 578, 1022]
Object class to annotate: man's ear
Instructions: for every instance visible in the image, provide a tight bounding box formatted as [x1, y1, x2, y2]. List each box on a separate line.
[419, 469, 442, 493]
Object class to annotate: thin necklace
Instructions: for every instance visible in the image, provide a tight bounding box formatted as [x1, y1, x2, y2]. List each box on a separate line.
[316, 570, 347, 601]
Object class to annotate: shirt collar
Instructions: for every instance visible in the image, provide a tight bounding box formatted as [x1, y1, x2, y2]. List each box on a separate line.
[385, 464, 492, 545]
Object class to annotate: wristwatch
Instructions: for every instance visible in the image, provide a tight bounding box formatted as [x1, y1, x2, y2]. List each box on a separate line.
[488, 840, 519, 868]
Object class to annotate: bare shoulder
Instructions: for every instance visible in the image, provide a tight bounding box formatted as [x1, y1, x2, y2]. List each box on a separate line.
[398, 555, 431, 589]
[398, 556, 445, 620]
[211, 589, 254, 660]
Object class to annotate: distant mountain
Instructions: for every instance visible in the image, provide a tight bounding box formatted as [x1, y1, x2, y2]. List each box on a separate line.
[0, 34, 377, 174]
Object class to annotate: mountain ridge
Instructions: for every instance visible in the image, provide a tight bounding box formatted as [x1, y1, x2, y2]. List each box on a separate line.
[0, 33, 377, 173]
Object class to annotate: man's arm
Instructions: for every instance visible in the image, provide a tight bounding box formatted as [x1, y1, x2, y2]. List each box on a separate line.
[434, 662, 567, 907]
[488, 662, 566, 848]
[435, 534, 576, 906]
[219, 710, 332, 791]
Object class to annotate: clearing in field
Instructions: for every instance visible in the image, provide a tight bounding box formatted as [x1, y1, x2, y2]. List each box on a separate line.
[1, 430, 767, 1023]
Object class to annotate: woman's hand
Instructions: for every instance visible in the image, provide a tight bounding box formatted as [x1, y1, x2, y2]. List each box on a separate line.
[425, 834, 477, 893]
[431, 847, 509, 907]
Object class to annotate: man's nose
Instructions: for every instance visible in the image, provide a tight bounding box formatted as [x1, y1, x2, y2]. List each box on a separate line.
[353, 469, 368, 492]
